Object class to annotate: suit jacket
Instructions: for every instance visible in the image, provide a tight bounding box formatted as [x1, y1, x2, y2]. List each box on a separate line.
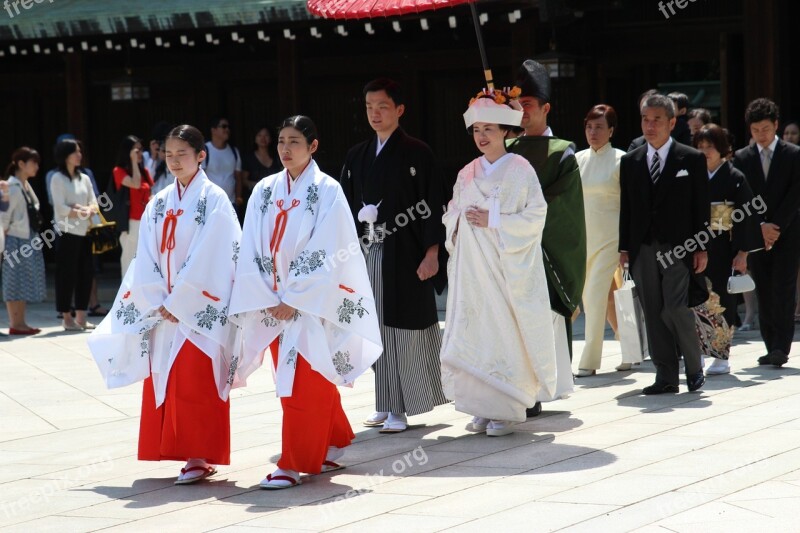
[732, 139, 800, 241]
[620, 141, 710, 304]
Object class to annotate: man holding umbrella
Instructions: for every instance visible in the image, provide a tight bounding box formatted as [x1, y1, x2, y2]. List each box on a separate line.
[507, 59, 586, 416]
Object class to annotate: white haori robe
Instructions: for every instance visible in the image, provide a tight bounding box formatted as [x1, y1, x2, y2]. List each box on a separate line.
[88, 170, 242, 407]
[441, 154, 569, 423]
[229, 160, 383, 397]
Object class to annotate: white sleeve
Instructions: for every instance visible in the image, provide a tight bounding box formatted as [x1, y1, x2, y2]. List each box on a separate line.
[50, 174, 72, 221]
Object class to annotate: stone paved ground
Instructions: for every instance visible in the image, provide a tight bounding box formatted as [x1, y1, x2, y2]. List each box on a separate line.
[2, 273, 800, 532]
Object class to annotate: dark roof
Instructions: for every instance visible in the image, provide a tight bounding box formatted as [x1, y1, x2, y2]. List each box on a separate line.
[0, 0, 312, 41]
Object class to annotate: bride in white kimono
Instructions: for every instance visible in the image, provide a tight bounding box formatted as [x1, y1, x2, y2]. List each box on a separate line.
[441, 89, 562, 436]
[229, 116, 382, 489]
[88, 125, 242, 484]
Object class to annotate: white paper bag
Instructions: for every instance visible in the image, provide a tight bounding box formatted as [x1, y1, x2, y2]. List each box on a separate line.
[614, 269, 649, 363]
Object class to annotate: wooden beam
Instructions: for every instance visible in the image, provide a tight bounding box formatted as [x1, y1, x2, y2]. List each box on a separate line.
[64, 52, 87, 140]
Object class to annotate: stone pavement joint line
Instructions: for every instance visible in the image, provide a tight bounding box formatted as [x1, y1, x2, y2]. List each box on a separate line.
[2, 295, 800, 531]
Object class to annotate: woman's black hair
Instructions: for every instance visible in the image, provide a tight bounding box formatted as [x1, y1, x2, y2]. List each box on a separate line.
[115, 135, 145, 176]
[4, 146, 40, 180]
[278, 116, 318, 145]
[54, 138, 81, 179]
[165, 124, 206, 154]
[252, 125, 278, 157]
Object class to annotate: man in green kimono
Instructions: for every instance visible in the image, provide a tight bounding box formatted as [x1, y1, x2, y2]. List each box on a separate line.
[507, 59, 587, 417]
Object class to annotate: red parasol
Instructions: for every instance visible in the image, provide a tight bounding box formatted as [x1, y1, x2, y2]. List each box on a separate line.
[307, 0, 496, 89]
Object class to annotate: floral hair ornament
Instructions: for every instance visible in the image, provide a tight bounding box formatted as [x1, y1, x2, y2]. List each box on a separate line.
[464, 86, 524, 128]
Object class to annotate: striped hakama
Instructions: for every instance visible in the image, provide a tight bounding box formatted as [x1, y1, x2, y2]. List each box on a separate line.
[366, 242, 448, 416]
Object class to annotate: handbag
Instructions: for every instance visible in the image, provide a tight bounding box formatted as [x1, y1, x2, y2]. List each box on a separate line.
[88, 211, 119, 255]
[727, 269, 755, 294]
[613, 267, 650, 363]
[19, 184, 43, 234]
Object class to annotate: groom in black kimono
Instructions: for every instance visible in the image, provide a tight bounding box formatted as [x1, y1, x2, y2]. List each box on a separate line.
[340, 78, 448, 434]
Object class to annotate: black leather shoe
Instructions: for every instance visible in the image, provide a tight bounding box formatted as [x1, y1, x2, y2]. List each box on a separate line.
[642, 381, 679, 395]
[769, 350, 789, 367]
[686, 371, 706, 392]
[757, 354, 772, 365]
[525, 402, 542, 418]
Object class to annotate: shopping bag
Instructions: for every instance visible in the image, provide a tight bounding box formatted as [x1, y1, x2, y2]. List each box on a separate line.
[613, 268, 649, 363]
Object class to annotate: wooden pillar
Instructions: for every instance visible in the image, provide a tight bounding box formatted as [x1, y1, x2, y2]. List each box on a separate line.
[277, 39, 299, 115]
[742, 0, 779, 103]
[64, 52, 87, 139]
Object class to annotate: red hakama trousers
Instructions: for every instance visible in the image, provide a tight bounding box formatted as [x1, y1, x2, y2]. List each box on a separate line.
[138, 340, 231, 465]
[270, 339, 355, 474]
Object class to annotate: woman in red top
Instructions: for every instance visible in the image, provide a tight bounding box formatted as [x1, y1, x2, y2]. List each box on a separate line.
[113, 136, 153, 276]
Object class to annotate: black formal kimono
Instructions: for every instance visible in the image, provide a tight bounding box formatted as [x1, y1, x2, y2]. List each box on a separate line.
[705, 161, 764, 327]
[340, 127, 448, 416]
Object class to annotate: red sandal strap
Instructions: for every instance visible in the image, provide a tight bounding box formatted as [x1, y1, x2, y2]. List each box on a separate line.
[180, 465, 213, 475]
[322, 460, 341, 468]
[266, 474, 298, 484]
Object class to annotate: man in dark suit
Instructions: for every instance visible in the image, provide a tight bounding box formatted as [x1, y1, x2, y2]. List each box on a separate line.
[733, 98, 800, 367]
[619, 94, 709, 394]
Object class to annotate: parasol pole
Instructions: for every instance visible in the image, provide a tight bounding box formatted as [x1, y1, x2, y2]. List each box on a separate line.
[469, 1, 493, 90]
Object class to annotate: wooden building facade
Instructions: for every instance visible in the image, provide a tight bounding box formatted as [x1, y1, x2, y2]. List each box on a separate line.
[0, 0, 796, 190]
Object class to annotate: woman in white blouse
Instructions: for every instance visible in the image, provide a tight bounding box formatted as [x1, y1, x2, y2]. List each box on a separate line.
[2, 147, 46, 334]
[50, 139, 99, 331]
[575, 105, 626, 376]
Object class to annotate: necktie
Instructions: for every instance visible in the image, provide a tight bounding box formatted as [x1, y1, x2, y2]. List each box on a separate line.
[761, 147, 772, 179]
[649, 151, 661, 184]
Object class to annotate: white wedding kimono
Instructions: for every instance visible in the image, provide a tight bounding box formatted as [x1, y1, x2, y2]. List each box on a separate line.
[441, 153, 570, 423]
[230, 160, 382, 396]
[88, 170, 242, 406]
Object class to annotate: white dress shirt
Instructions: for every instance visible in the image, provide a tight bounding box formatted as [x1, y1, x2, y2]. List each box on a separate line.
[646, 137, 674, 175]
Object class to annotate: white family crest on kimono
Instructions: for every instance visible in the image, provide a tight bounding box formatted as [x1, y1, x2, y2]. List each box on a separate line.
[229, 160, 383, 396]
[441, 154, 568, 423]
[88, 170, 242, 407]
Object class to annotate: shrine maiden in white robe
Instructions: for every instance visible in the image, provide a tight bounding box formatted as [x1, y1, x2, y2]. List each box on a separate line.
[88, 170, 242, 406]
[441, 153, 570, 423]
[230, 160, 382, 395]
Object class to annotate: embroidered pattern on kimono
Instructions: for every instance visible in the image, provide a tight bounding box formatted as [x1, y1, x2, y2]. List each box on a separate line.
[333, 350, 354, 376]
[116, 301, 141, 325]
[289, 249, 326, 276]
[337, 297, 368, 324]
[260, 187, 273, 214]
[152, 198, 165, 223]
[195, 195, 207, 225]
[306, 184, 319, 215]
